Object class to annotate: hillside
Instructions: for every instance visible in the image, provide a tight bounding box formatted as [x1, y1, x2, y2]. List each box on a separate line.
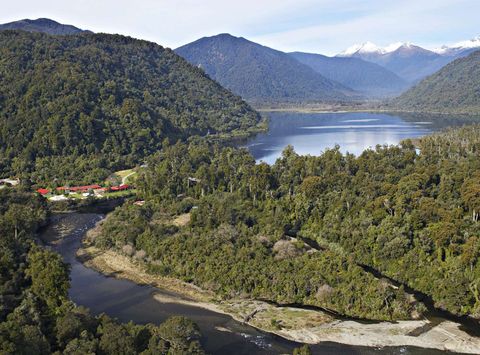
[390, 49, 480, 114]
[0, 18, 90, 35]
[289, 52, 407, 97]
[0, 31, 260, 183]
[175, 34, 356, 104]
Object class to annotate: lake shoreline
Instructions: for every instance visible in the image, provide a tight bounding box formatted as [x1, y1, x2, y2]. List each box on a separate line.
[255, 106, 480, 116]
[77, 223, 480, 354]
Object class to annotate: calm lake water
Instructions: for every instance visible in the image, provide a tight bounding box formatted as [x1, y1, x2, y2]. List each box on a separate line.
[246, 112, 473, 164]
[44, 213, 461, 355]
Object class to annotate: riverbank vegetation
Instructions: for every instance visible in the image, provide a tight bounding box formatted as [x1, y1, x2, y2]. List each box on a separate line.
[0, 188, 204, 354]
[93, 125, 480, 321]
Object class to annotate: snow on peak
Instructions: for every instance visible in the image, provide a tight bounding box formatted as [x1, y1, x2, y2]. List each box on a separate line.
[339, 41, 381, 56]
[433, 36, 480, 54]
[384, 42, 405, 52]
[451, 36, 480, 49]
[338, 41, 413, 56]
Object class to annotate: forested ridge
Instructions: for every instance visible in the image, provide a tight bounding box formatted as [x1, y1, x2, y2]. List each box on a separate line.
[94, 125, 480, 321]
[0, 30, 260, 184]
[390, 49, 480, 114]
[0, 188, 205, 354]
[175, 34, 356, 104]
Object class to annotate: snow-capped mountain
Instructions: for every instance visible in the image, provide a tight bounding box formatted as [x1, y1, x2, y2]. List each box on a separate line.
[337, 37, 480, 83]
[339, 37, 480, 58]
[433, 36, 480, 55]
[337, 42, 441, 82]
[339, 42, 382, 56]
[338, 42, 409, 56]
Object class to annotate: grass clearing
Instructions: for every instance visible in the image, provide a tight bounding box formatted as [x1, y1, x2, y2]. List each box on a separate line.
[172, 213, 191, 227]
[106, 168, 138, 185]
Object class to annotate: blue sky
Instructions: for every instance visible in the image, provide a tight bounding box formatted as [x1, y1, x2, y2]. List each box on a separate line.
[1, 0, 478, 55]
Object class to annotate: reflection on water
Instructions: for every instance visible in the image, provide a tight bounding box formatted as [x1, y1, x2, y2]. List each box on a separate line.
[246, 112, 475, 164]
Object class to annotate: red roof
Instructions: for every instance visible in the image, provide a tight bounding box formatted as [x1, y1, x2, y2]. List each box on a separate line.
[110, 184, 130, 191]
[37, 188, 50, 195]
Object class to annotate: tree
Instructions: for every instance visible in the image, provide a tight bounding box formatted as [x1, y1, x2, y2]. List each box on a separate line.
[293, 344, 312, 355]
[158, 316, 202, 353]
[462, 237, 480, 271]
[461, 174, 480, 222]
[98, 317, 136, 355]
[425, 222, 458, 261]
[63, 331, 98, 355]
[55, 307, 97, 349]
[25, 246, 70, 311]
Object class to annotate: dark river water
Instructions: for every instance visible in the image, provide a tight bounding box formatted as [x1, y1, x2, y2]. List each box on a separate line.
[43, 213, 462, 355]
[246, 112, 475, 164]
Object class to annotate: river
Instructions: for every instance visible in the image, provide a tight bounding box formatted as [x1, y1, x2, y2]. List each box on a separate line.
[246, 112, 476, 164]
[43, 212, 461, 355]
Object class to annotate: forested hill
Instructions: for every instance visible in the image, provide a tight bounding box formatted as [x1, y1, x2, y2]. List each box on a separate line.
[175, 34, 357, 104]
[0, 31, 260, 183]
[389, 49, 480, 114]
[0, 18, 90, 35]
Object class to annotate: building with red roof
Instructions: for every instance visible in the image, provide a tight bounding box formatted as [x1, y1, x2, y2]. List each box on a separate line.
[36, 188, 50, 195]
[110, 184, 130, 191]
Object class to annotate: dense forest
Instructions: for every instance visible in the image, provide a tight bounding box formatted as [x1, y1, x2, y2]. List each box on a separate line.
[390, 49, 480, 114]
[93, 125, 480, 321]
[0, 30, 260, 184]
[0, 188, 205, 354]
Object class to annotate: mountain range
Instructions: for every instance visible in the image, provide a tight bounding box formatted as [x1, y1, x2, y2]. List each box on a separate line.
[176, 33, 480, 103]
[1, 18, 479, 112]
[175, 34, 356, 104]
[338, 40, 479, 83]
[0, 18, 90, 35]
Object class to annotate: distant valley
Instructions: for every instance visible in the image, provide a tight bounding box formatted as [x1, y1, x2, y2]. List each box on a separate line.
[289, 51, 408, 97]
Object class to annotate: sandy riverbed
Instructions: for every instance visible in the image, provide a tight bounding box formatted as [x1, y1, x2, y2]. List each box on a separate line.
[77, 241, 480, 354]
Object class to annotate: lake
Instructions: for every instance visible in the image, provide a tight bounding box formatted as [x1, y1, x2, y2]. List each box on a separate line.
[246, 111, 473, 164]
